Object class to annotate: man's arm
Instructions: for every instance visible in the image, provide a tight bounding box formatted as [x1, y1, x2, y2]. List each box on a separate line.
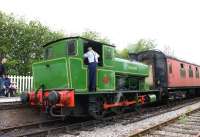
[83, 52, 88, 58]
[96, 52, 100, 58]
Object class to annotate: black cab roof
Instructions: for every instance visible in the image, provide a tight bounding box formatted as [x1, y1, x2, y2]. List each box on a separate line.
[43, 36, 115, 48]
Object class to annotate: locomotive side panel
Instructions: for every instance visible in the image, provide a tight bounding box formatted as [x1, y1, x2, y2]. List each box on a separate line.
[97, 69, 115, 91]
[68, 58, 88, 91]
[113, 58, 149, 76]
[33, 58, 70, 91]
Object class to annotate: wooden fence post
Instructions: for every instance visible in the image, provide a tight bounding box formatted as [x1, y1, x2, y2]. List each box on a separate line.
[8, 75, 33, 93]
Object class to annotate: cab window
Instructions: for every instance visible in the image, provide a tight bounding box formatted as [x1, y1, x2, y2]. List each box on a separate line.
[104, 47, 113, 60]
[67, 40, 76, 56]
[44, 47, 53, 59]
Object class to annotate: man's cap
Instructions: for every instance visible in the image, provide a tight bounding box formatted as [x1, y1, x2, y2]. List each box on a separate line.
[88, 47, 92, 50]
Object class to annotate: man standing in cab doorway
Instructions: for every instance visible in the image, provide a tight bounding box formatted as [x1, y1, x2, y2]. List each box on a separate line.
[84, 47, 99, 92]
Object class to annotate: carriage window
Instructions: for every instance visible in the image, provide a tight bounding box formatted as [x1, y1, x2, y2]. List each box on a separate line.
[180, 63, 186, 78]
[189, 65, 193, 78]
[104, 48, 113, 60]
[195, 67, 199, 78]
[180, 63, 184, 68]
[44, 47, 53, 59]
[67, 40, 76, 56]
[168, 64, 172, 74]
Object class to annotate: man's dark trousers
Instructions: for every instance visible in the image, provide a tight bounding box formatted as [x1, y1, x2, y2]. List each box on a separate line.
[88, 62, 97, 92]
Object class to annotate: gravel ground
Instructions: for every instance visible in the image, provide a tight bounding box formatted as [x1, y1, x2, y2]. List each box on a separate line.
[58, 102, 200, 137]
[0, 108, 52, 129]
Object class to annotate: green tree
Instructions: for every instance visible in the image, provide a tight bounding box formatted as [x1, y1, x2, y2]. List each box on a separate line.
[115, 49, 129, 59]
[128, 39, 156, 53]
[117, 39, 156, 59]
[0, 12, 13, 61]
[81, 30, 110, 44]
[0, 11, 64, 75]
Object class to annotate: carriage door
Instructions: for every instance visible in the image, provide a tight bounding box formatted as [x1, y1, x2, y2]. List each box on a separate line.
[167, 59, 174, 86]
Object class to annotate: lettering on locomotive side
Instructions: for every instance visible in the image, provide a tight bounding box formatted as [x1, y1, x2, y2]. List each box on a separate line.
[127, 65, 138, 71]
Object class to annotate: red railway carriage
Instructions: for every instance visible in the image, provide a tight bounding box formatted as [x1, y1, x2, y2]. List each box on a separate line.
[167, 58, 200, 88]
[129, 50, 200, 100]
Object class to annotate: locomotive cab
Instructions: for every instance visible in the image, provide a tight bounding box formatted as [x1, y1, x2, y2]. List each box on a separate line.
[44, 38, 78, 60]
[33, 37, 116, 92]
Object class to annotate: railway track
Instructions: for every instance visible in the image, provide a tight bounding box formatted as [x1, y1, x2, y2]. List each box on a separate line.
[1, 98, 200, 137]
[0, 118, 67, 137]
[0, 102, 28, 110]
[134, 110, 200, 137]
[0, 97, 26, 110]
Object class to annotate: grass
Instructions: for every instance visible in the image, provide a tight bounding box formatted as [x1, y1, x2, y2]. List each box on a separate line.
[178, 113, 188, 124]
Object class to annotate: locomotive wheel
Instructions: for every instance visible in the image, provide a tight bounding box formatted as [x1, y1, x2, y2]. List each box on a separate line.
[88, 95, 106, 119]
[112, 95, 126, 114]
[111, 106, 125, 114]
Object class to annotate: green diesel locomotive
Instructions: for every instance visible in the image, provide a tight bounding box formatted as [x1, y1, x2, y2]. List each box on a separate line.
[22, 37, 158, 118]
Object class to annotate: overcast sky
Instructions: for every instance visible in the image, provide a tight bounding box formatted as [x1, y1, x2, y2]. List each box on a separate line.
[0, 0, 200, 64]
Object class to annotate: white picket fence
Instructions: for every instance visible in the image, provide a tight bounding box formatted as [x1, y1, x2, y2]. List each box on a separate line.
[8, 75, 33, 93]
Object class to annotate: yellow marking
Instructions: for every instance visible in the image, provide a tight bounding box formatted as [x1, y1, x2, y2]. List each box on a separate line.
[115, 71, 148, 76]
[33, 57, 67, 64]
[97, 88, 115, 91]
[75, 39, 79, 56]
[65, 59, 70, 88]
